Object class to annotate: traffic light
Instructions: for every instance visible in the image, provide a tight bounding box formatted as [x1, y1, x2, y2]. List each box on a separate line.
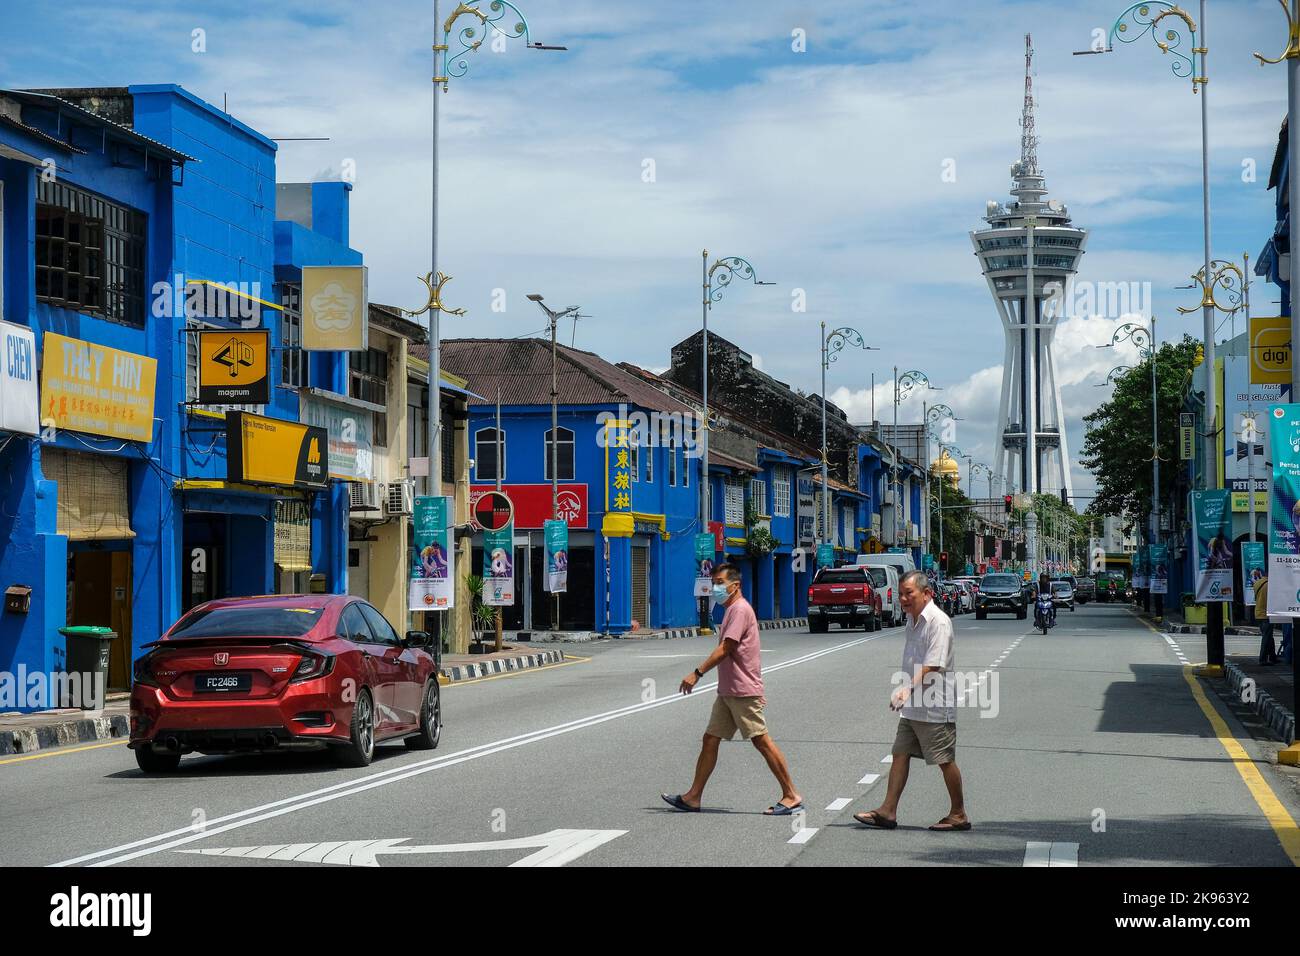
[1003, 494, 1013, 513]
[939, 551, 948, 570]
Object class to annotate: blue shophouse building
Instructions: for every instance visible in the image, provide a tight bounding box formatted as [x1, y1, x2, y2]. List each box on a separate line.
[0, 85, 356, 707]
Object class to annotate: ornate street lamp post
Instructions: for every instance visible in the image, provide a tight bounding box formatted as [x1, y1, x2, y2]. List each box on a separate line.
[892, 368, 936, 551]
[820, 325, 876, 559]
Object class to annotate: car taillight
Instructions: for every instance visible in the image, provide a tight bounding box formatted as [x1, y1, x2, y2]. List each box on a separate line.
[291, 650, 335, 683]
[808, 588, 815, 600]
[133, 649, 160, 688]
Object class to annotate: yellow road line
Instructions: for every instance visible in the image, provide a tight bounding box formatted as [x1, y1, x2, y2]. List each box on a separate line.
[442, 654, 591, 687]
[1179, 664, 1300, 865]
[0, 739, 126, 766]
[1129, 611, 1300, 863]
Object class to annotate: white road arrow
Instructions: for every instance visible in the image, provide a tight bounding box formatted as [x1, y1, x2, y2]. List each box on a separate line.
[178, 828, 626, 867]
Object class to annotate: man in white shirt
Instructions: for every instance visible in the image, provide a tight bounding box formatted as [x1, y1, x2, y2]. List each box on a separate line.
[855, 570, 971, 832]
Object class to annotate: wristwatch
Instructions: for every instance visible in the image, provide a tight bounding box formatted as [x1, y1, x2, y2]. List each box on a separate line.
[694, 668, 704, 679]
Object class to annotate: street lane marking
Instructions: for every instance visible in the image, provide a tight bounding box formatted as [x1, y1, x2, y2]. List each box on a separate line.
[787, 827, 818, 845]
[1178, 663, 1300, 866]
[180, 829, 627, 867]
[1023, 841, 1078, 867]
[825, 797, 852, 811]
[859, 772, 880, 786]
[53, 633, 884, 867]
[0, 739, 125, 766]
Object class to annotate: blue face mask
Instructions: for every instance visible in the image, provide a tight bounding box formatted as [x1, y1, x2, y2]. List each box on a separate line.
[712, 584, 731, 604]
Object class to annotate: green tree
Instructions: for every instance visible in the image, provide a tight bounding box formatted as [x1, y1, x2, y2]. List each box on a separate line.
[929, 480, 974, 572]
[1079, 334, 1199, 524]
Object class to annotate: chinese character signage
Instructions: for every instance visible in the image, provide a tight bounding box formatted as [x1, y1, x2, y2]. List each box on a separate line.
[1191, 489, 1233, 603]
[409, 496, 454, 611]
[544, 519, 568, 593]
[302, 265, 368, 351]
[40, 332, 156, 443]
[482, 524, 515, 606]
[602, 418, 634, 537]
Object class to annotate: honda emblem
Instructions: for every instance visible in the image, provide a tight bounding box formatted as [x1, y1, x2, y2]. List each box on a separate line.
[214, 652, 229, 666]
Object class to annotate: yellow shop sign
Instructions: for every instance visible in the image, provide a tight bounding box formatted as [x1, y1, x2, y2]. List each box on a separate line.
[40, 332, 157, 443]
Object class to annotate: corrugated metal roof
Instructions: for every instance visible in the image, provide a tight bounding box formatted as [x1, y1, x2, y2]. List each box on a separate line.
[433, 339, 697, 414]
[708, 449, 760, 473]
[3, 89, 196, 163]
[0, 111, 86, 155]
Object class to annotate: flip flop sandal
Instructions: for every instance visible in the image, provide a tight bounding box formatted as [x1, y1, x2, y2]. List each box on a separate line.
[853, 810, 898, 829]
[661, 793, 701, 812]
[764, 801, 804, 816]
[928, 820, 973, 831]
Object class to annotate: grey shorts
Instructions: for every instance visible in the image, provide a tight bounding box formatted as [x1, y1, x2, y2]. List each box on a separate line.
[893, 717, 957, 765]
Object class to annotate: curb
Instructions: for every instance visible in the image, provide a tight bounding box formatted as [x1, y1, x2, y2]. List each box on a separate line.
[441, 649, 567, 683]
[0, 713, 129, 757]
[615, 618, 809, 641]
[1165, 624, 1261, 636]
[1222, 661, 1297, 745]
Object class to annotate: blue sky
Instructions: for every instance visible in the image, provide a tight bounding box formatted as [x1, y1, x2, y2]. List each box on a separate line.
[2, 0, 1290, 499]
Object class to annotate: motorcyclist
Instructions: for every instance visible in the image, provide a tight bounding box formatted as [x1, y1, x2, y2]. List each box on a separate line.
[1037, 571, 1056, 627]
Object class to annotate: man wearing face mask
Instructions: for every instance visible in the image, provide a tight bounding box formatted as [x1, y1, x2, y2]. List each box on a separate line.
[661, 563, 803, 815]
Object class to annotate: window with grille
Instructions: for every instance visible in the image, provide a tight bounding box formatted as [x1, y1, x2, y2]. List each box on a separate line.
[407, 382, 427, 460]
[630, 439, 639, 482]
[668, 437, 677, 487]
[349, 348, 388, 447]
[475, 427, 504, 482]
[280, 284, 308, 389]
[773, 469, 791, 517]
[36, 180, 145, 326]
[644, 437, 653, 483]
[186, 320, 264, 414]
[724, 477, 745, 526]
[545, 426, 575, 481]
[842, 504, 855, 547]
[750, 478, 768, 516]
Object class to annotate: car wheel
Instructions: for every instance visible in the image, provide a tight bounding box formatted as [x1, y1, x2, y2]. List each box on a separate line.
[135, 746, 181, 774]
[335, 688, 375, 767]
[405, 680, 442, 750]
[976, 611, 986, 621]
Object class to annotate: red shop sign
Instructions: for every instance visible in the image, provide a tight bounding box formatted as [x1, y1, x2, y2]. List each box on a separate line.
[470, 484, 589, 529]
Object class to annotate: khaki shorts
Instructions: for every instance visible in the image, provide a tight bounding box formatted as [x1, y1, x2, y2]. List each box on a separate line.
[893, 717, 957, 765]
[706, 695, 768, 740]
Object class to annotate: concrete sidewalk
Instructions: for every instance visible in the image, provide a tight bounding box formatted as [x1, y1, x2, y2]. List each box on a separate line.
[1, 646, 570, 757]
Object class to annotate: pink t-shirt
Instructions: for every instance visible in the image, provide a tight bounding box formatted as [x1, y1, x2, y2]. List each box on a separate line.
[716, 597, 763, 698]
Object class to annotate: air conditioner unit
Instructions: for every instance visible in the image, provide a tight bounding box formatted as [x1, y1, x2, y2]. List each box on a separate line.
[348, 480, 383, 513]
[386, 480, 413, 517]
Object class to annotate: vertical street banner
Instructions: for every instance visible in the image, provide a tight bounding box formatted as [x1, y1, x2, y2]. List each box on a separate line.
[694, 532, 715, 597]
[1241, 541, 1265, 605]
[482, 523, 515, 606]
[1267, 403, 1300, 615]
[1131, 547, 1147, 589]
[1148, 543, 1168, 595]
[1191, 489, 1234, 602]
[544, 519, 568, 593]
[817, 543, 835, 568]
[409, 496, 454, 611]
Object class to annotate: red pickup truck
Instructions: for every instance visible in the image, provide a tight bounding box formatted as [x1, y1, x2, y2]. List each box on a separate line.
[807, 567, 882, 633]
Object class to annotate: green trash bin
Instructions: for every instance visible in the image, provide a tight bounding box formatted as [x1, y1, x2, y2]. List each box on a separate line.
[58, 626, 117, 710]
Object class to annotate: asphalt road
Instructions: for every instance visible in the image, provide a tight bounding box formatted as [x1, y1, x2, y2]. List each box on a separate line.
[3, 603, 1298, 868]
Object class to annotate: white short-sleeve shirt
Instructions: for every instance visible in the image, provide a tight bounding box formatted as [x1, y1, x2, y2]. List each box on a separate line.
[900, 598, 956, 723]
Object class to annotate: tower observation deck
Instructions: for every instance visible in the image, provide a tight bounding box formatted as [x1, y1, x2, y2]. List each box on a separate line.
[970, 33, 1087, 498]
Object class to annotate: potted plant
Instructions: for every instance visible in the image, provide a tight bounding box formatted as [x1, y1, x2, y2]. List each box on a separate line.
[745, 504, 778, 557]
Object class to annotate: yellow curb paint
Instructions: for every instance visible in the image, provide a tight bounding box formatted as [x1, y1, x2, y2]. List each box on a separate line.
[444, 654, 589, 687]
[1178, 664, 1300, 866]
[0, 739, 126, 766]
[1195, 664, 1225, 678]
[1280, 744, 1300, 768]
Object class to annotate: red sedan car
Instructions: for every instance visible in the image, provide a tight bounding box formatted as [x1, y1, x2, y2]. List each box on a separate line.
[130, 594, 442, 773]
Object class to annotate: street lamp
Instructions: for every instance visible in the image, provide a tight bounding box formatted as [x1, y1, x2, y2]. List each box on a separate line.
[699, 252, 774, 628]
[410, 1, 562, 499]
[820, 324, 875, 557]
[892, 368, 937, 550]
[1103, 3, 1215, 494]
[924, 402, 956, 560]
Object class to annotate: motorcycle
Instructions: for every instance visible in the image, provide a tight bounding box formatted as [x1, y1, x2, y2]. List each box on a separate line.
[1034, 594, 1055, 635]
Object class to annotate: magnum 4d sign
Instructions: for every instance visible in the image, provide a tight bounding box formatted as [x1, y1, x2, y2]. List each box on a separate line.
[302, 265, 368, 351]
[40, 332, 157, 443]
[0, 321, 38, 436]
[225, 411, 328, 490]
[197, 329, 270, 405]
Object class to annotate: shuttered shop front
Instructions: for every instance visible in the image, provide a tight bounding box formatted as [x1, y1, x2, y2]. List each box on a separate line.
[43, 448, 134, 540]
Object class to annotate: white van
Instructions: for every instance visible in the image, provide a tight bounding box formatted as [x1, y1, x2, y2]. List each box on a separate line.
[854, 554, 914, 627]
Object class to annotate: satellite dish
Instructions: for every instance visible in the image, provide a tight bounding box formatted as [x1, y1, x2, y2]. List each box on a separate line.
[1048, 199, 1062, 211]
